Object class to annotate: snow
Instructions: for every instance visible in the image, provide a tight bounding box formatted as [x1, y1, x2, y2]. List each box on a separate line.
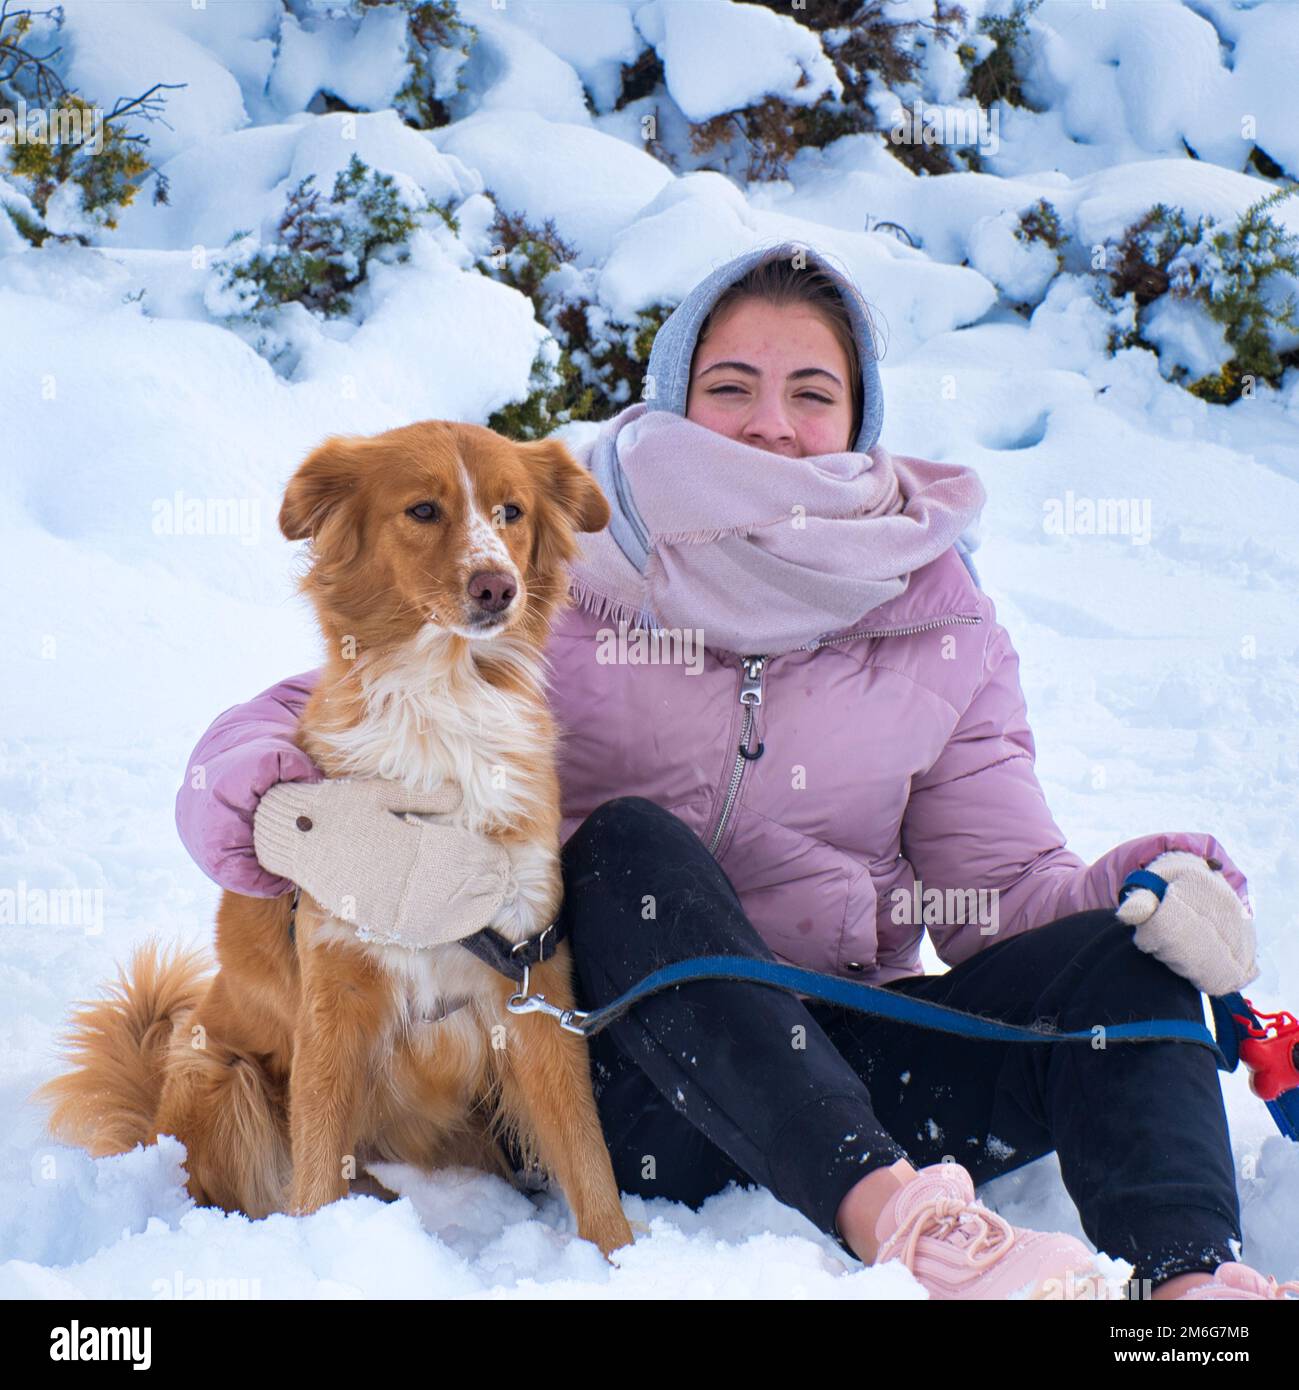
[967, 207, 1060, 306]
[495, 0, 642, 114]
[60, 0, 251, 166]
[267, 7, 410, 117]
[966, 0, 1299, 183]
[448, 3, 594, 128]
[106, 109, 478, 254]
[2, 0, 1298, 1300]
[766, 153, 1298, 292]
[1142, 293, 1233, 380]
[596, 170, 995, 353]
[431, 110, 673, 263]
[633, 0, 842, 123]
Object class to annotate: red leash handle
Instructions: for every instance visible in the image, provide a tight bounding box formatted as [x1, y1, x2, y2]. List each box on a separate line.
[1231, 1002, 1299, 1102]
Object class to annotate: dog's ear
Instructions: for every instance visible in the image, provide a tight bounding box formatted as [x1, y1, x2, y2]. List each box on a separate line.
[280, 436, 366, 541]
[518, 436, 611, 535]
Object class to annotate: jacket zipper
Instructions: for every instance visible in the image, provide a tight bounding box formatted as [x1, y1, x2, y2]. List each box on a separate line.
[802, 613, 983, 651]
[704, 614, 983, 858]
[706, 654, 768, 857]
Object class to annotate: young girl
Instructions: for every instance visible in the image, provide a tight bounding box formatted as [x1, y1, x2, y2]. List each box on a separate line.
[176, 240, 1292, 1301]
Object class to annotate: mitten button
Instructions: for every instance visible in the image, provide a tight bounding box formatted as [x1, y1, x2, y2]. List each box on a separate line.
[296, 816, 313, 831]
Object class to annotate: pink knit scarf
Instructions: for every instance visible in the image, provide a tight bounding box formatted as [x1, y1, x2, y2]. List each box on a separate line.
[566, 402, 987, 657]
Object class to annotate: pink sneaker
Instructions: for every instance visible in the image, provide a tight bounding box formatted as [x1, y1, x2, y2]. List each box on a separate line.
[873, 1161, 1105, 1300]
[1175, 1263, 1299, 1300]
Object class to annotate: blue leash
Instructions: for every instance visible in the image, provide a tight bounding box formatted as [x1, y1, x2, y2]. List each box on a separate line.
[570, 867, 1216, 1051]
[571, 953, 1227, 1064]
[544, 866, 1298, 1141]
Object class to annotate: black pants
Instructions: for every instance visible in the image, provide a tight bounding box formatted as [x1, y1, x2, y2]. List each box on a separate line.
[552, 797, 1241, 1285]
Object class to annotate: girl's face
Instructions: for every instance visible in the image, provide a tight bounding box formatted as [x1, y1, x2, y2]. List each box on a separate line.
[685, 298, 856, 457]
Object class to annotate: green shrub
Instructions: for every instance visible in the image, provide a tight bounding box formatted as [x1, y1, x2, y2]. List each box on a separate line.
[1173, 185, 1299, 400]
[475, 204, 673, 439]
[1093, 186, 1299, 402]
[633, 1, 973, 183]
[487, 342, 597, 444]
[964, 0, 1045, 112]
[354, 0, 477, 128]
[1015, 197, 1065, 264]
[0, 3, 175, 244]
[212, 154, 449, 322]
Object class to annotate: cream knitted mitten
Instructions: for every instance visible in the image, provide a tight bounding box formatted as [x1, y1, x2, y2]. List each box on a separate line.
[1116, 850, 1259, 996]
[253, 778, 514, 949]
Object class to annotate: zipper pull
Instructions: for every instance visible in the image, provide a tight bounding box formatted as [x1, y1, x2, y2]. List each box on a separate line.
[738, 656, 767, 761]
[739, 655, 767, 706]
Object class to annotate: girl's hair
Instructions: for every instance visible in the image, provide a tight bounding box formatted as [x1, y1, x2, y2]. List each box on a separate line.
[690, 254, 874, 447]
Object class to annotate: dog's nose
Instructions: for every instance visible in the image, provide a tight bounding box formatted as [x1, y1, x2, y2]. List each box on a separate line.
[467, 570, 516, 614]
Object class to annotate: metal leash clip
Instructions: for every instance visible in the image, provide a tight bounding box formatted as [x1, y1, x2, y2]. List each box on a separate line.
[505, 949, 591, 1035]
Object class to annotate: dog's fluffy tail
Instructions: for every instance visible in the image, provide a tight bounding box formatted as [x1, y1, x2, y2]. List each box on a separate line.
[33, 941, 213, 1157]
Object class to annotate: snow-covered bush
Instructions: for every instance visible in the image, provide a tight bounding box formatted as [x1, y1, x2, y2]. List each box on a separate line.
[1094, 186, 1299, 403]
[1017, 198, 1065, 258]
[0, 2, 173, 244]
[475, 204, 671, 440]
[816, 0, 973, 176]
[1167, 187, 1299, 400]
[639, 0, 1052, 185]
[642, 0, 1056, 185]
[629, 0, 971, 183]
[962, 0, 1044, 114]
[354, 0, 477, 128]
[271, 1, 477, 129]
[207, 152, 454, 364]
[968, 197, 1066, 311]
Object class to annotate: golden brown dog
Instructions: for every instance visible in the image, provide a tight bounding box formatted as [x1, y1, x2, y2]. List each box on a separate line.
[36, 420, 633, 1257]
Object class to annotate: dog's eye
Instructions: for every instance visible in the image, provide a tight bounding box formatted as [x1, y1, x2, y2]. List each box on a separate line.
[500, 503, 523, 524]
[406, 502, 440, 523]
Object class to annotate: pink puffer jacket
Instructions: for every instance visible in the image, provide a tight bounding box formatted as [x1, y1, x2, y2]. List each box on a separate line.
[175, 545, 1249, 984]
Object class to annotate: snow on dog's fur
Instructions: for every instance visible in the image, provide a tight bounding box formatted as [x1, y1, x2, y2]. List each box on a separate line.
[36, 420, 632, 1256]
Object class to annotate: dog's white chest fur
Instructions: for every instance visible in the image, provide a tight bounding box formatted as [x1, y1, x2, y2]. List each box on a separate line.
[310, 629, 562, 1016]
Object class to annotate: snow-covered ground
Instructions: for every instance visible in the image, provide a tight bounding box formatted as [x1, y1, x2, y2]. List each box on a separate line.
[2, 0, 1297, 1298]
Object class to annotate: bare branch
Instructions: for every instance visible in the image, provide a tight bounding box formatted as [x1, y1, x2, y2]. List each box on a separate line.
[103, 81, 187, 134]
[0, 0, 69, 108]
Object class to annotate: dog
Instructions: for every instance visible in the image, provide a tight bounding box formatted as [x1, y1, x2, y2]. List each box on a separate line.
[35, 420, 633, 1257]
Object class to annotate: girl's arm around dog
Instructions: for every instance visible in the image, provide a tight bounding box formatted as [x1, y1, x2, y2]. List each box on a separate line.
[175, 671, 325, 897]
